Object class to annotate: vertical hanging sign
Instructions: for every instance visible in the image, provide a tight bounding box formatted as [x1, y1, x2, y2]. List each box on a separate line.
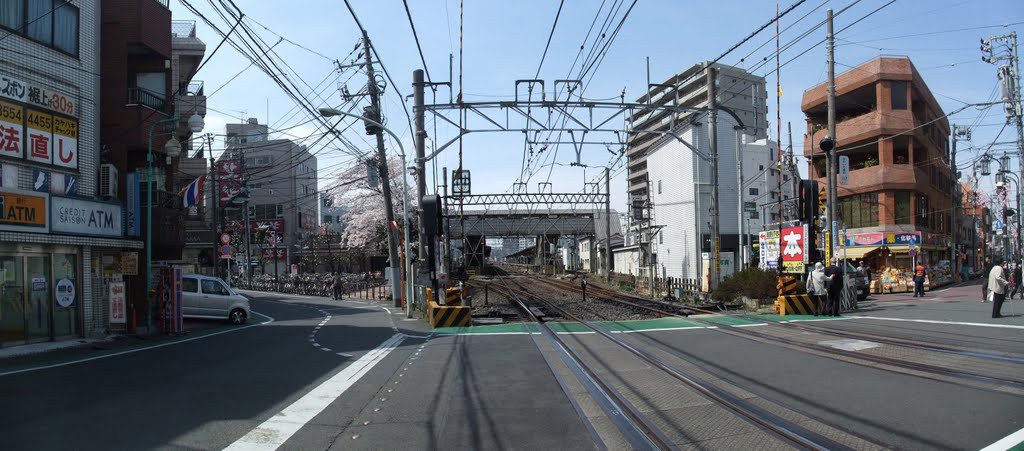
[0, 100, 24, 159]
[52, 115, 78, 169]
[25, 109, 53, 165]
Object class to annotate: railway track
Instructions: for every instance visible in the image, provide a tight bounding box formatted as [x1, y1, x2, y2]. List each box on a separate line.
[496, 276, 880, 450]
[521, 275, 1024, 394]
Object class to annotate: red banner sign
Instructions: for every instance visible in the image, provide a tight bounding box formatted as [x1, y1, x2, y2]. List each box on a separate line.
[780, 225, 808, 264]
[261, 247, 287, 259]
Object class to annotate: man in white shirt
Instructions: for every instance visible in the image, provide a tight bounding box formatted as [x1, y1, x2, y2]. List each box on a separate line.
[988, 259, 1009, 318]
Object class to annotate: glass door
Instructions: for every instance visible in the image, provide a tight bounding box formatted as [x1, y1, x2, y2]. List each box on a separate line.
[26, 255, 51, 342]
[0, 256, 25, 344]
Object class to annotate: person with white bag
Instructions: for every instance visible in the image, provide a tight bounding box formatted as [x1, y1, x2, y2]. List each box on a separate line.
[988, 259, 1009, 318]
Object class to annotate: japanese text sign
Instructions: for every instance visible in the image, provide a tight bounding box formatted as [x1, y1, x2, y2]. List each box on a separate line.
[0, 100, 24, 159]
[25, 109, 53, 165]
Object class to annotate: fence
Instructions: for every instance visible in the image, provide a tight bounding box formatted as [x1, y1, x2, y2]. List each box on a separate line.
[233, 278, 390, 300]
[613, 274, 705, 301]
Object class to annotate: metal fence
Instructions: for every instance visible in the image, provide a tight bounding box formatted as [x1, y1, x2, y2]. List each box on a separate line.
[171, 20, 196, 38]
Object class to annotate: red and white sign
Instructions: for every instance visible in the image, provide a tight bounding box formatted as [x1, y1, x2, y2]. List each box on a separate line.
[25, 109, 52, 164]
[220, 232, 232, 245]
[262, 247, 287, 259]
[109, 282, 126, 324]
[780, 225, 808, 264]
[0, 100, 24, 159]
[218, 181, 242, 207]
[218, 160, 241, 180]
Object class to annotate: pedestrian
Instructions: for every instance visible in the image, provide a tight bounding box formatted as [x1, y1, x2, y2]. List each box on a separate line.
[823, 258, 842, 316]
[982, 257, 994, 303]
[1010, 261, 1022, 300]
[989, 259, 1009, 318]
[913, 262, 927, 297]
[805, 262, 833, 317]
[332, 272, 344, 300]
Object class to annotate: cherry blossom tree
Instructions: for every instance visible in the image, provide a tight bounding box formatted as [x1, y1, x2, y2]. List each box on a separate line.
[326, 157, 418, 253]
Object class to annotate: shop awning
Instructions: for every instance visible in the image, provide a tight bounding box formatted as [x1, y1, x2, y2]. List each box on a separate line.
[838, 246, 881, 259]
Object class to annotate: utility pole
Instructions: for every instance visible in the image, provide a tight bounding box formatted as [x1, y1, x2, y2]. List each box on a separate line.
[413, 69, 427, 264]
[981, 31, 1022, 263]
[826, 9, 838, 264]
[707, 66, 721, 290]
[605, 166, 612, 282]
[950, 124, 958, 282]
[362, 31, 401, 306]
[735, 126, 745, 270]
[209, 152, 218, 278]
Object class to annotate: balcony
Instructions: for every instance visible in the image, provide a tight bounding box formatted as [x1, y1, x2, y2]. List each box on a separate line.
[803, 109, 914, 156]
[127, 87, 167, 111]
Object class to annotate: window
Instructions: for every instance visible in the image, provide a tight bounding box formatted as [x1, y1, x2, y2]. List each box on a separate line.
[750, 211, 759, 219]
[0, 0, 79, 55]
[182, 278, 198, 293]
[323, 215, 332, 224]
[657, 180, 662, 194]
[659, 231, 663, 244]
[895, 191, 911, 224]
[891, 81, 907, 110]
[201, 279, 228, 296]
[837, 193, 879, 228]
[749, 188, 759, 196]
[759, 165, 764, 171]
[915, 193, 928, 227]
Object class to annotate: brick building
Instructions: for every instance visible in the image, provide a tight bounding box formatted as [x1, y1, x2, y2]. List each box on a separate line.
[802, 56, 953, 281]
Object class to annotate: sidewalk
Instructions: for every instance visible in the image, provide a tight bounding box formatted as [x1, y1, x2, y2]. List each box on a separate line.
[855, 278, 1024, 325]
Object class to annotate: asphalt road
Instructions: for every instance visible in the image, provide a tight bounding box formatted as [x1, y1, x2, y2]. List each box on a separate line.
[0, 292, 419, 451]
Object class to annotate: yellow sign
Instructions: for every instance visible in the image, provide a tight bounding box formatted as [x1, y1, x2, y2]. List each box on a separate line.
[824, 231, 831, 263]
[52, 115, 77, 138]
[0, 190, 47, 229]
[121, 252, 139, 276]
[0, 99, 23, 123]
[26, 109, 52, 132]
[783, 261, 806, 273]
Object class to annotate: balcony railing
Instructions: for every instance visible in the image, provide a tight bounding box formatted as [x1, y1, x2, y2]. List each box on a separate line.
[171, 20, 196, 38]
[152, 0, 169, 8]
[127, 87, 167, 111]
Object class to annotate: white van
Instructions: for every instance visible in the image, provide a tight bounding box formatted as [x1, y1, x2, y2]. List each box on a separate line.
[181, 275, 251, 324]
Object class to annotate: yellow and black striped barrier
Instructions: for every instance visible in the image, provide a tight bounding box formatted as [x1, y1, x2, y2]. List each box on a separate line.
[427, 300, 472, 328]
[445, 287, 462, 306]
[777, 276, 798, 296]
[774, 294, 817, 316]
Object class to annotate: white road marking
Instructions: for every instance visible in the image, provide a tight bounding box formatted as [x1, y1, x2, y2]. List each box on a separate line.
[0, 312, 275, 378]
[981, 425, 1024, 451]
[854, 316, 1024, 330]
[224, 334, 404, 451]
[336, 352, 353, 357]
[819, 339, 881, 351]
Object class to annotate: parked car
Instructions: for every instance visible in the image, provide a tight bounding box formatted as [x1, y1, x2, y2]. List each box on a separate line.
[181, 275, 250, 324]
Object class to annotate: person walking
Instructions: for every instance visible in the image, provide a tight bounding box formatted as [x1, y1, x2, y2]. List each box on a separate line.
[806, 262, 833, 317]
[989, 259, 1009, 318]
[982, 257, 994, 302]
[332, 272, 344, 300]
[1009, 261, 1022, 300]
[913, 262, 927, 298]
[823, 259, 842, 316]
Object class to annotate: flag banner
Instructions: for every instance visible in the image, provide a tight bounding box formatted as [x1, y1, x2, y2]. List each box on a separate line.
[181, 175, 206, 208]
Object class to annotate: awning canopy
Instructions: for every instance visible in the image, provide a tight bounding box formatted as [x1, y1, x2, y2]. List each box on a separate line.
[838, 246, 881, 259]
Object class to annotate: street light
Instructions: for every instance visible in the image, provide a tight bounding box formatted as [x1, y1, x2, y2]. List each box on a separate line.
[318, 107, 413, 317]
[145, 103, 204, 334]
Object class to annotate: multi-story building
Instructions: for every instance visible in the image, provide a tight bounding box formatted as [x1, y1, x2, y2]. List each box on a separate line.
[626, 62, 768, 202]
[217, 119, 318, 277]
[644, 113, 778, 284]
[320, 193, 347, 233]
[99, 0, 206, 333]
[0, 1, 146, 345]
[801, 56, 952, 277]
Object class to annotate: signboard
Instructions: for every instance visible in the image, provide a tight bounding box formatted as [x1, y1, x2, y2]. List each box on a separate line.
[126, 172, 140, 236]
[0, 74, 77, 116]
[52, 115, 78, 169]
[0, 188, 48, 232]
[217, 159, 241, 180]
[32, 168, 48, 192]
[220, 232, 232, 245]
[783, 261, 806, 273]
[262, 247, 287, 259]
[452, 169, 471, 197]
[0, 163, 16, 188]
[744, 201, 757, 213]
[758, 230, 780, 270]
[25, 109, 53, 165]
[109, 282, 126, 324]
[838, 155, 850, 185]
[0, 99, 24, 159]
[51, 197, 124, 237]
[841, 231, 921, 247]
[781, 225, 808, 264]
[121, 252, 138, 276]
[218, 180, 242, 207]
[50, 173, 78, 196]
[55, 278, 75, 308]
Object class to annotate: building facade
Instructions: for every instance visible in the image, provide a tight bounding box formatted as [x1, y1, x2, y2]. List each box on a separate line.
[0, 1, 146, 345]
[644, 112, 777, 284]
[801, 56, 952, 279]
[626, 62, 768, 202]
[217, 119, 318, 278]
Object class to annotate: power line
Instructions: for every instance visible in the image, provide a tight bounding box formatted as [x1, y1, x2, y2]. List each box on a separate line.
[402, 0, 432, 84]
[533, 0, 566, 80]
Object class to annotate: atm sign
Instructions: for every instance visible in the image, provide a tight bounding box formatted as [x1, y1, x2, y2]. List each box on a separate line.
[0, 190, 47, 229]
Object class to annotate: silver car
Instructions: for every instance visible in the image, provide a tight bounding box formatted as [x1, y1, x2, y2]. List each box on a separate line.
[181, 275, 251, 324]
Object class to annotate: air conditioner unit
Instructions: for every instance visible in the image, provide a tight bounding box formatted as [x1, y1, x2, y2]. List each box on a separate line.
[99, 164, 118, 199]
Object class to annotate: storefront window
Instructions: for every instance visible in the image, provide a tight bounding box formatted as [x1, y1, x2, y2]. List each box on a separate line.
[53, 253, 77, 337]
[0, 255, 25, 344]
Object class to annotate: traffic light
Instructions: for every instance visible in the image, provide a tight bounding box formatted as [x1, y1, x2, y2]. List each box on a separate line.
[421, 194, 443, 237]
[799, 179, 820, 224]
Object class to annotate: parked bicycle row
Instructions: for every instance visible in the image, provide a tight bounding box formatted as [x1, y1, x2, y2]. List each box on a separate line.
[231, 272, 390, 300]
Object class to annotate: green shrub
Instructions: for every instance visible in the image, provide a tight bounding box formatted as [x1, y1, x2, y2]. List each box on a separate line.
[711, 267, 778, 303]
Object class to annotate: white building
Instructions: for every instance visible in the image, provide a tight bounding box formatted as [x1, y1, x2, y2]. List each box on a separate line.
[645, 112, 779, 286]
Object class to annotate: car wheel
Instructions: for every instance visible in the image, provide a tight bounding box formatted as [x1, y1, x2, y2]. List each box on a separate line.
[229, 308, 247, 325]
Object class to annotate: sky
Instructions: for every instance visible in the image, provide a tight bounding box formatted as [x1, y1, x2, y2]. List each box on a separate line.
[170, 0, 1024, 215]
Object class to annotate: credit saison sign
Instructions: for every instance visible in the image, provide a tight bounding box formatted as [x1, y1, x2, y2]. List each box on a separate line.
[51, 196, 123, 237]
[0, 188, 48, 232]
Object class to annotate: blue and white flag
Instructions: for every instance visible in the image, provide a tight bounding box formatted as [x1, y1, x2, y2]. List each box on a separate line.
[180, 175, 206, 208]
